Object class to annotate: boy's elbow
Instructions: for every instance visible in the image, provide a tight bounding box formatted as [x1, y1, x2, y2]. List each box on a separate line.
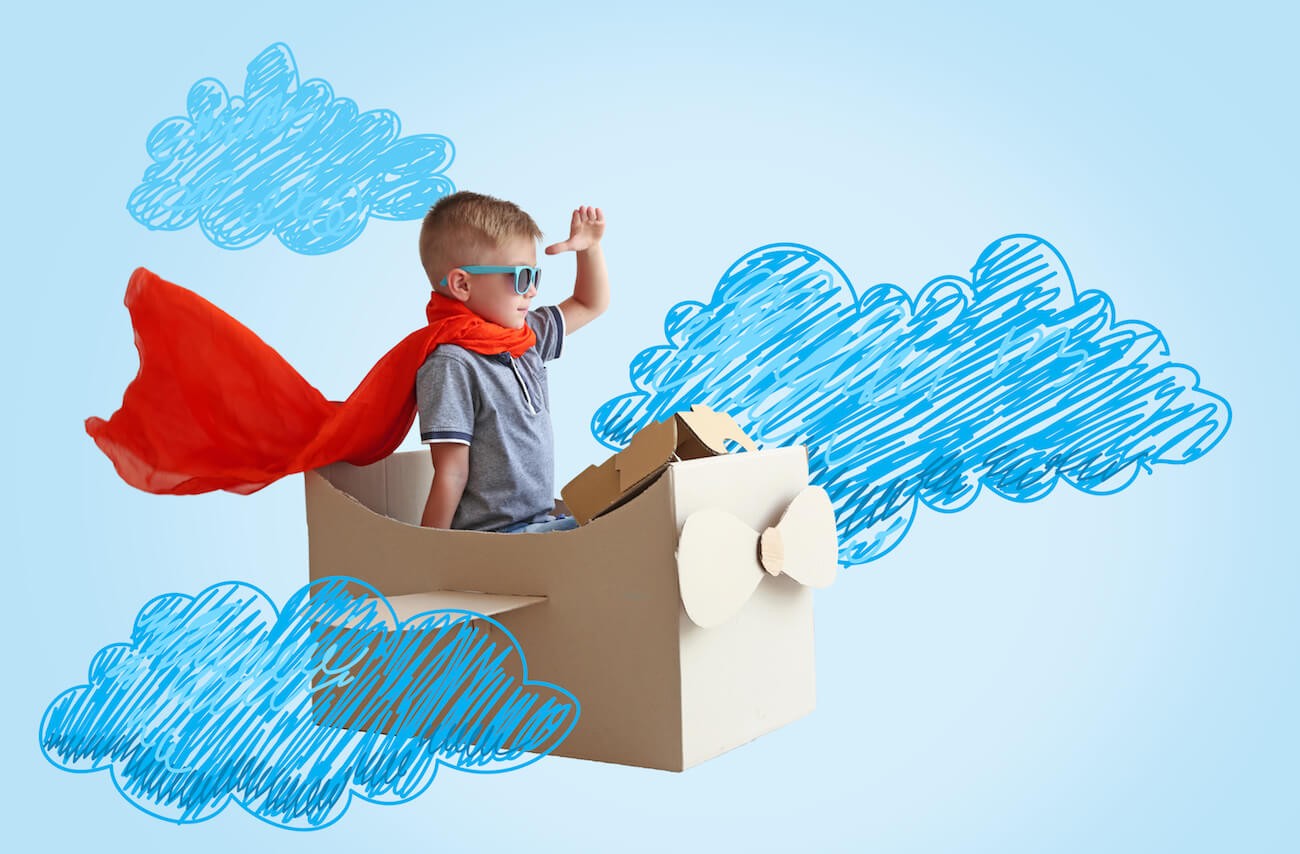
[432, 466, 469, 487]
[422, 475, 465, 529]
[581, 292, 612, 322]
[424, 443, 470, 528]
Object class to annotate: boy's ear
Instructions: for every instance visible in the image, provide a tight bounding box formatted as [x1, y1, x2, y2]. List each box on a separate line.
[441, 268, 472, 302]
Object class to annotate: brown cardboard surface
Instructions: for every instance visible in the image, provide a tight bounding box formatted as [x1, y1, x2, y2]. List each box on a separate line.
[561, 405, 760, 525]
[557, 455, 619, 525]
[304, 442, 833, 771]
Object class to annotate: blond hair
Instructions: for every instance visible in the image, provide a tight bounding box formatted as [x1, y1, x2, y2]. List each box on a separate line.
[419, 192, 542, 288]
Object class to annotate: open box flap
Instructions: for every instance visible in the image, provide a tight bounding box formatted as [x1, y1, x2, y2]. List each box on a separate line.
[615, 418, 679, 493]
[615, 405, 760, 493]
[676, 404, 760, 456]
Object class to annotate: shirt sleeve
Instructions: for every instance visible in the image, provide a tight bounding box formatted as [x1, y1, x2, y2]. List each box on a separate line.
[416, 352, 475, 445]
[525, 304, 565, 363]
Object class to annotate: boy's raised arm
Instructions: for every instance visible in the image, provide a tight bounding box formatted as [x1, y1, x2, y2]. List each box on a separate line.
[421, 442, 469, 528]
[546, 206, 609, 334]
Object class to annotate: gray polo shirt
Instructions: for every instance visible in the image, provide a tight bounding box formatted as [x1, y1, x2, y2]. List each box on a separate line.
[416, 305, 565, 532]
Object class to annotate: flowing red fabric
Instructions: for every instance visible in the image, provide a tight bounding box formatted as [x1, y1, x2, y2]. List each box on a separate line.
[85, 267, 535, 495]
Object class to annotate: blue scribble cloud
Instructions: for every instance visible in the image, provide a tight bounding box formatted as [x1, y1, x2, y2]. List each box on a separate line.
[40, 578, 577, 830]
[127, 43, 455, 254]
[592, 236, 1231, 566]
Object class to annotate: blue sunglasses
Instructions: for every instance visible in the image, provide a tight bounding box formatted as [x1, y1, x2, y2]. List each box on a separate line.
[440, 265, 542, 296]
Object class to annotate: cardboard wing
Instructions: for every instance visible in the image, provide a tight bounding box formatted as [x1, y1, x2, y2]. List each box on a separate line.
[372, 589, 546, 620]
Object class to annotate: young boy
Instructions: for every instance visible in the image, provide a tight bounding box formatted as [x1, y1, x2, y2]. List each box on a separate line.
[415, 192, 609, 532]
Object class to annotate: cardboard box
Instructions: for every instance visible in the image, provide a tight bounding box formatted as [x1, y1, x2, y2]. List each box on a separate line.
[304, 442, 837, 771]
[561, 404, 760, 525]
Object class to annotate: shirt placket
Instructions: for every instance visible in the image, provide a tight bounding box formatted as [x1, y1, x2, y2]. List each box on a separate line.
[501, 353, 537, 415]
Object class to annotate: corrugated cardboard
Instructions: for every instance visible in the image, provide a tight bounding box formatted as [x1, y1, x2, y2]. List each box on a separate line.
[304, 442, 836, 771]
[561, 404, 760, 525]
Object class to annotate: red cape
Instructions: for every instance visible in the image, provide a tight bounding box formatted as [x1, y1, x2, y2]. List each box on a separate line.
[85, 267, 535, 495]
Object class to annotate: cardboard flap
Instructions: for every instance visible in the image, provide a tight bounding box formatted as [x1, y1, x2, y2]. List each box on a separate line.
[679, 405, 760, 455]
[564, 406, 763, 525]
[616, 418, 679, 493]
[614, 406, 759, 494]
[376, 590, 547, 623]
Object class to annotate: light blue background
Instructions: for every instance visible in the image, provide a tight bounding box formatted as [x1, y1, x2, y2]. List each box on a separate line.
[4, 1, 1295, 850]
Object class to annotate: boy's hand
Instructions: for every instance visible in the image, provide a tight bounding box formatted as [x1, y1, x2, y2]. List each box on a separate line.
[552, 205, 610, 335]
[545, 206, 605, 254]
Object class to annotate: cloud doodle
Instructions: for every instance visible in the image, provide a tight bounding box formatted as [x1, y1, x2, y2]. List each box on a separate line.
[40, 578, 577, 830]
[127, 43, 455, 254]
[592, 236, 1231, 566]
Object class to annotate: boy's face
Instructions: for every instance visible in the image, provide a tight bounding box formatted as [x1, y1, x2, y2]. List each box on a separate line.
[443, 234, 539, 329]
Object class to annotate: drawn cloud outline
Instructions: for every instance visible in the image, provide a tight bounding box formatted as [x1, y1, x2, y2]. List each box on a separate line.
[591, 235, 1231, 566]
[39, 577, 578, 830]
[127, 42, 455, 255]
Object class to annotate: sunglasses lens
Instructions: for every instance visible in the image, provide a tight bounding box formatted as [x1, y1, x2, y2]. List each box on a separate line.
[516, 267, 538, 295]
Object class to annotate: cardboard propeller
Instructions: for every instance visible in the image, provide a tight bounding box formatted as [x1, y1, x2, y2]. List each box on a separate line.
[676, 486, 839, 628]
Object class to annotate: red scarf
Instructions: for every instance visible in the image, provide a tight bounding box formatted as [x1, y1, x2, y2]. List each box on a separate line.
[85, 267, 536, 495]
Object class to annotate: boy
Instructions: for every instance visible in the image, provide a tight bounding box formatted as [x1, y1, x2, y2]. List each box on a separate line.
[415, 192, 609, 532]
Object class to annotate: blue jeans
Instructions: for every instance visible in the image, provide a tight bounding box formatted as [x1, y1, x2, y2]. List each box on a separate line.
[497, 513, 580, 534]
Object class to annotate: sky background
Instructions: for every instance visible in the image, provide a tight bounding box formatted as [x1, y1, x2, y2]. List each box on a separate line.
[3, 1, 1296, 850]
